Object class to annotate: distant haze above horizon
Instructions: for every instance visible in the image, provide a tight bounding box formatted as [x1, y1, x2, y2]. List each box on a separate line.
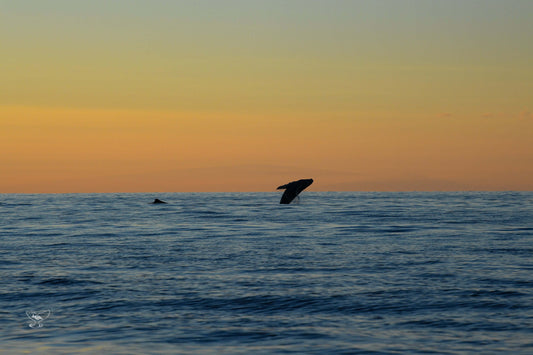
[2, 1, 532, 193]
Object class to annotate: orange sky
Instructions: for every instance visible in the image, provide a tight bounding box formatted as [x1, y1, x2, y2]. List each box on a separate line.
[1, 1, 532, 192]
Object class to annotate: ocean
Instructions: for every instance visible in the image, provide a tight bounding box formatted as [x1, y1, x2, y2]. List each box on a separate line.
[1, 192, 532, 354]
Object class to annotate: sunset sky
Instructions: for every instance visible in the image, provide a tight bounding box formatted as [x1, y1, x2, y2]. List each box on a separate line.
[2, 0, 532, 192]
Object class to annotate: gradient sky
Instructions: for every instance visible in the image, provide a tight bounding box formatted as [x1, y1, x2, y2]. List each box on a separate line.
[1, 0, 532, 192]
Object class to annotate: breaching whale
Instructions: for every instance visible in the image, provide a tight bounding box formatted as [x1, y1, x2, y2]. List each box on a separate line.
[152, 199, 167, 204]
[277, 178, 313, 204]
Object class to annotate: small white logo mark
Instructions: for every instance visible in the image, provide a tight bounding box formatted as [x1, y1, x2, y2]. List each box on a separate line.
[26, 310, 51, 328]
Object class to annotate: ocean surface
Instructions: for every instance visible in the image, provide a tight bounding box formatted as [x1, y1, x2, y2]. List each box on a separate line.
[1, 192, 532, 354]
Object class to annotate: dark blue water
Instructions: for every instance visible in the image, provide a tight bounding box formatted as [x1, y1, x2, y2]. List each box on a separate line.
[1, 192, 532, 354]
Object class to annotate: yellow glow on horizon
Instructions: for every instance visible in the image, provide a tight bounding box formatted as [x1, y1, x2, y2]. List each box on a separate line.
[2, 105, 531, 192]
[1, 2, 532, 192]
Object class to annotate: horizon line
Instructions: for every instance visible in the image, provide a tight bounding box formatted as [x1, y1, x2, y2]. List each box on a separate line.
[2, 190, 531, 195]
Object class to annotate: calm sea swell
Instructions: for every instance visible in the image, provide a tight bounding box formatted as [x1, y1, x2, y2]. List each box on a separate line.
[1, 192, 532, 354]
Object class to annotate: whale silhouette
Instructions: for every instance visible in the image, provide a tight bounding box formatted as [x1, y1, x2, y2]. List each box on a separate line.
[152, 199, 167, 204]
[277, 178, 313, 204]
